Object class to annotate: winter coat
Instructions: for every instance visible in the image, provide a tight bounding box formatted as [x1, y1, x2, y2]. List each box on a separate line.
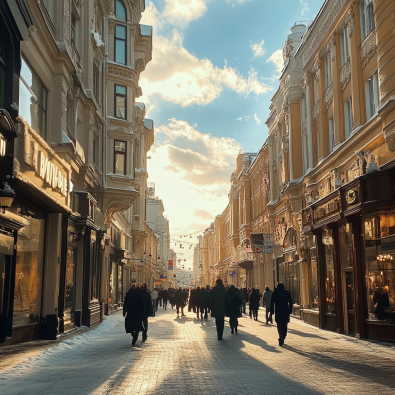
[175, 289, 186, 306]
[198, 289, 209, 308]
[228, 289, 242, 317]
[249, 291, 260, 310]
[151, 290, 158, 301]
[270, 285, 293, 324]
[123, 288, 145, 333]
[263, 290, 273, 309]
[208, 284, 229, 319]
[141, 289, 152, 319]
[162, 290, 169, 301]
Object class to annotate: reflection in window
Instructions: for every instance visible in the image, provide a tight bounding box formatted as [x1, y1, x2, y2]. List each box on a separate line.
[64, 248, 76, 322]
[115, 0, 127, 22]
[19, 57, 48, 137]
[13, 216, 45, 327]
[114, 140, 126, 175]
[309, 249, 319, 310]
[323, 229, 336, 314]
[364, 212, 395, 322]
[115, 84, 126, 119]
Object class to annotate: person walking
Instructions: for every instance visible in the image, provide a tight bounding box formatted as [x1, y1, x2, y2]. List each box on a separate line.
[228, 285, 242, 334]
[208, 279, 229, 340]
[123, 284, 145, 346]
[263, 286, 273, 324]
[270, 283, 293, 346]
[198, 285, 209, 320]
[175, 287, 186, 317]
[151, 288, 158, 317]
[162, 289, 168, 310]
[140, 283, 152, 342]
[249, 288, 260, 321]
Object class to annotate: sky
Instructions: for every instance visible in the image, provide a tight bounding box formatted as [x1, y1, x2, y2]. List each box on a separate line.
[139, 0, 323, 268]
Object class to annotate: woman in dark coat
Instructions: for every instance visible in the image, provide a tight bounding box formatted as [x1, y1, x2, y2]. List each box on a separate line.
[198, 286, 209, 320]
[228, 285, 242, 333]
[123, 285, 146, 346]
[249, 288, 260, 321]
[270, 283, 293, 346]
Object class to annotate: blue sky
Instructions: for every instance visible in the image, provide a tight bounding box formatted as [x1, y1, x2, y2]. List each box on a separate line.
[140, 0, 323, 264]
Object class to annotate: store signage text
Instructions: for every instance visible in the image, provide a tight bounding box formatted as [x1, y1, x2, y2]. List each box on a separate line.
[38, 151, 68, 196]
[313, 198, 340, 222]
[0, 134, 6, 156]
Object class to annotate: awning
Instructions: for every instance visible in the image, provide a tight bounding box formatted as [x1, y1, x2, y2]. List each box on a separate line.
[236, 259, 253, 269]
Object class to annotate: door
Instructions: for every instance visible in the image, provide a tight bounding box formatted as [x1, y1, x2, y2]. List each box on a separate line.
[345, 271, 356, 334]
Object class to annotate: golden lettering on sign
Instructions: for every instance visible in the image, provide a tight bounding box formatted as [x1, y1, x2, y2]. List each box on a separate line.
[38, 151, 68, 196]
[313, 198, 340, 222]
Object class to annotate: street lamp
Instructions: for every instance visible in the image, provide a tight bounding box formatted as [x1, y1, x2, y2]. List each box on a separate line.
[0, 182, 15, 214]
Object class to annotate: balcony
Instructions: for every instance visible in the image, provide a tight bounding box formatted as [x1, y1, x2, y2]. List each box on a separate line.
[312, 100, 319, 122]
[339, 59, 351, 91]
[324, 84, 333, 110]
[360, 29, 376, 70]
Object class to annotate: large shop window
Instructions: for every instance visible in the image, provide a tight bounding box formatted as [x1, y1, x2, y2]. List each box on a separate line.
[64, 248, 76, 323]
[13, 216, 45, 327]
[323, 229, 336, 315]
[19, 57, 48, 137]
[364, 212, 395, 322]
[309, 248, 319, 310]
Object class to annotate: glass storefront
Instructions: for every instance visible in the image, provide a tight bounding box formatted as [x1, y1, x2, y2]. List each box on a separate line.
[364, 212, 395, 322]
[110, 261, 117, 307]
[309, 248, 319, 310]
[323, 229, 336, 315]
[340, 224, 353, 269]
[13, 216, 45, 327]
[117, 264, 123, 303]
[64, 248, 76, 323]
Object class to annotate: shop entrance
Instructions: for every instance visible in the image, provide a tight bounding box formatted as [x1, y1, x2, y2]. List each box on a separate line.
[344, 270, 356, 334]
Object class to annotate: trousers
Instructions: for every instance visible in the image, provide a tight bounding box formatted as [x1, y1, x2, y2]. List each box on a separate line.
[215, 317, 225, 339]
[229, 316, 238, 330]
[277, 322, 288, 340]
[142, 318, 148, 339]
[266, 308, 272, 323]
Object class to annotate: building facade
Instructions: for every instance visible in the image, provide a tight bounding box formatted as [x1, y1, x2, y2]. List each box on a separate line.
[0, 0, 161, 346]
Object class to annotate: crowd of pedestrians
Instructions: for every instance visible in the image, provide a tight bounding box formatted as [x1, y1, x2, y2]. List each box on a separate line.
[123, 281, 293, 347]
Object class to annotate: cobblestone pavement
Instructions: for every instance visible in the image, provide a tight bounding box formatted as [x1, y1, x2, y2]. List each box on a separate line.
[1, 307, 395, 395]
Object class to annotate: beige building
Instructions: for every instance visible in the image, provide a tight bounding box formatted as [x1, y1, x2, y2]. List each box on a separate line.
[0, 0, 160, 346]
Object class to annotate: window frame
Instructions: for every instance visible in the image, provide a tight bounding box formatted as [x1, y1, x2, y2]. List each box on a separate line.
[329, 117, 335, 153]
[340, 28, 350, 66]
[344, 97, 353, 139]
[114, 84, 127, 119]
[93, 63, 100, 100]
[325, 53, 332, 89]
[360, 0, 375, 41]
[114, 140, 127, 175]
[365, 70, 379, 120]
[115, 0, 127, 22]
[114, 23, 127, 65]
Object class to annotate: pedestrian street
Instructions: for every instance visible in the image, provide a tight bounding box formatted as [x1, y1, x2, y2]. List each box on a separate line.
[1, 308, 395, 395]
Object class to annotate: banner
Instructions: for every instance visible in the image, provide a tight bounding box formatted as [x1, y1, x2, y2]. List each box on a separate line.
[168, 260, 173, 270]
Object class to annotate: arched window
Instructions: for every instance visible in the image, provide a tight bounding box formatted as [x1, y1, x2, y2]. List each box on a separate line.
[115, 0, 127, 22]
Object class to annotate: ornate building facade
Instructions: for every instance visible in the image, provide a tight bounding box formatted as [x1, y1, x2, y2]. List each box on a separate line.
[0, 0, 161, 347]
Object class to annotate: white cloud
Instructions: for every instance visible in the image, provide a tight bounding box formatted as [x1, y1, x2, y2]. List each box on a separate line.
[236, 117, 243, 121]
[251, 39, 265, 58]
[163, 0, 207, 26]
[147, 119, 242, 262]
[140, 32, 270, 106]
[254, 113, 261, 125]
[140, 2, 162, 29]
[300, 0, 309, 16]
[267, 49, 284, 76]
[227, 0, 251, 4]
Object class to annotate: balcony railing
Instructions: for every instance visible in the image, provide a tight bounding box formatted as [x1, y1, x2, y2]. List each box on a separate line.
[339, 59, 351, 91]
[360, 29, 377, 69]
[324, 83, 333, 110]
[312, 100, 319, 122]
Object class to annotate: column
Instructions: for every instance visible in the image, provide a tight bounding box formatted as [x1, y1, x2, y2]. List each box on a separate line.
[304, 74, 314, 170]
[268, 135, 275, 203]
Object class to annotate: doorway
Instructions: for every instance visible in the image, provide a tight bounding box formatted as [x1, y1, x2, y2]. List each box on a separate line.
[344, 270, 356, 334]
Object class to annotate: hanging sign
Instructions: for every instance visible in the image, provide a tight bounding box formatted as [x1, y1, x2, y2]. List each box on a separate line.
[168, 260, 173, 270]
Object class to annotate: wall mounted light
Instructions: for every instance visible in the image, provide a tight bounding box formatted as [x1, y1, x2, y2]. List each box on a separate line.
[0, 182, 15, 214]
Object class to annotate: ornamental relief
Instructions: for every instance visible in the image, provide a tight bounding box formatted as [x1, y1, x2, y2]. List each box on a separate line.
[324, 84, 333, 110]
[339, 60, 351, 91]
[312, 100, 320, 121]
[360, 30, 377, 69]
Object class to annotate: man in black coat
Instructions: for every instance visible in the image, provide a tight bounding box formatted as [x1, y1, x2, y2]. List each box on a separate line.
[140, 283, 152, 342]
[270, 283, 293, 346]
[208, 279, 229, 340]
[175, 287, 186, 317]
[162, 289, 169, 310]
[198, 286, 209, 320]
[228, 285, 242, 334]
[123, 285, 145, 346]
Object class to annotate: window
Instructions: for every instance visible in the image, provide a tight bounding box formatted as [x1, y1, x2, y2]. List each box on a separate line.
[309, 249, 319, 310]
[366, 71, 379, 120]
[313, 78, 318, 103]
[19, 57, 48, 137]
[344, 97, 353, 139]
[115, 84, 126, 119]
[115, 24, 127, 64]
[317, 131, 320, 161]
[364, 212, 395, 323]
[360, 0, 375, 41]
[340, 28, 350, 66]
[325, 53, 332, 88]
[93, 137, 98, 165]
[43, 0, 55, 22]
[93, 63, 99, 99]
[329, 117, 335, 153]
[114, 140, 126, 175]
[323, 229, 336, 315]
[115, 0, 127, 22]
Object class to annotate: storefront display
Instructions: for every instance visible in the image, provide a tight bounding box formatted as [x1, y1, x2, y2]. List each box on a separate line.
[309, 248, 319, 310]
[13, 215, 45, 327]
[323, 229, 336, 315]
[64, 248, 76, 324]
[364, 212, 395, 323]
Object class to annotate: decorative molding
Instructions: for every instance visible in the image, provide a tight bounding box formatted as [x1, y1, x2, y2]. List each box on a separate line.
[327, 37, 336, 60]
[383, 119, 395, 152]
[339, 59, 351, 91]
[324, 83, 333, 110]
[281, 135, 289, 153]
[312, 59, 320, 81]
[302, 0, 348, 67]
[301, 72, 310, 89]
[346, 6, 354, 37]
[108, 21, 115, 34]
[312, 100, 320, 122]
[360, 29, 377, 69]
[108, 63, 137, 80]
[272, 159, 277, 172]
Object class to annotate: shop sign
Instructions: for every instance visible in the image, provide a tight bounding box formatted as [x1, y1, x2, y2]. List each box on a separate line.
[0, 133, 6, 156]
[322, 235, 333, 245]
[168, 260, 173, 270]
[0, 233, 14, 255]
[38, 151, 68, 196]
[313, 198, 340, 223]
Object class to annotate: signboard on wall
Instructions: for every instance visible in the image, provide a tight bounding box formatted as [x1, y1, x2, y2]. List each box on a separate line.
[168, 260, 173, 270]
